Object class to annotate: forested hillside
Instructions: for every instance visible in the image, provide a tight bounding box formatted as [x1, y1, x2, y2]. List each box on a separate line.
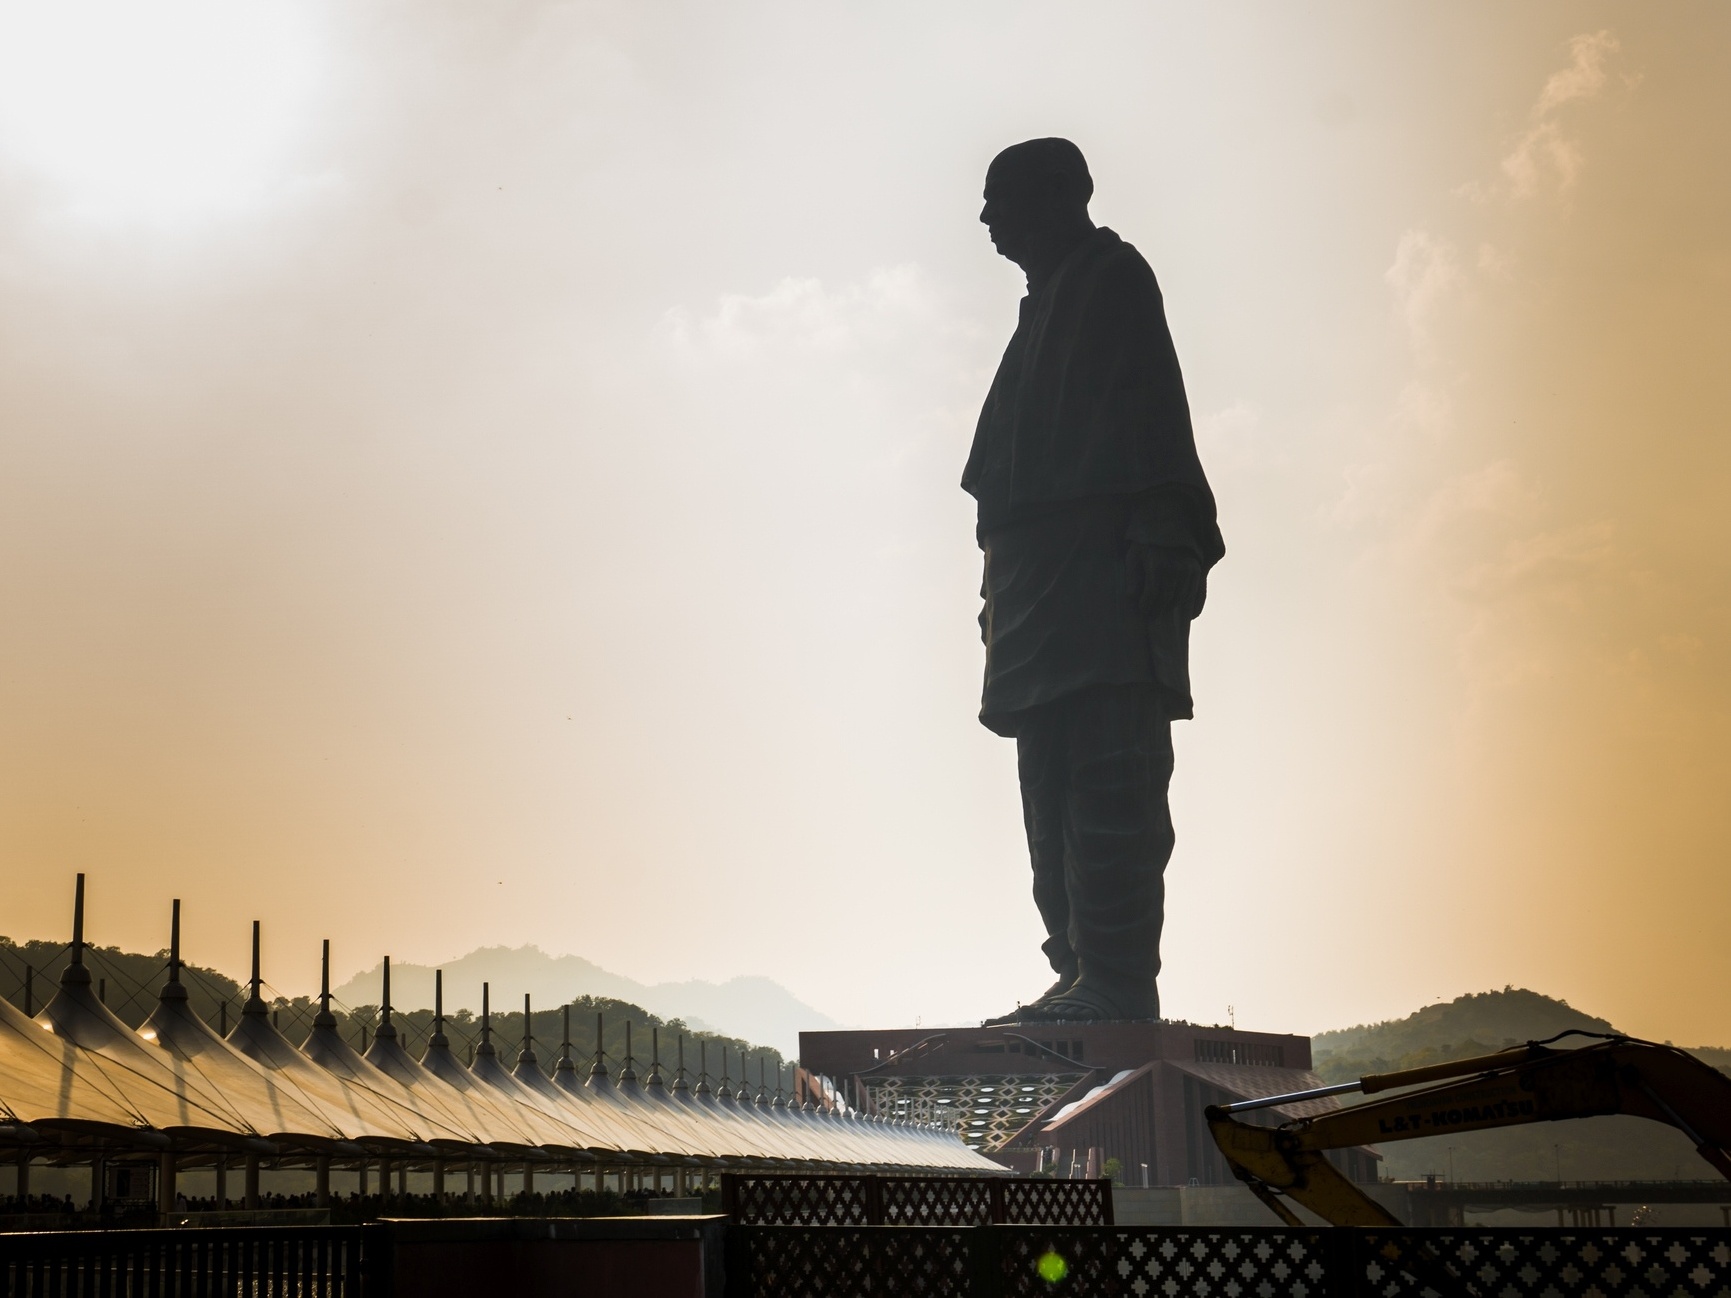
[0, 935, 789, 1082]
[1312, 987, 1616, 1081]
[1313, 988, 1727, 1182]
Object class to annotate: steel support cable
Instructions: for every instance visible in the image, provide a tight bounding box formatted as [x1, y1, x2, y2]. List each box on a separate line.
[2, 1005, 158, 1130]
[0, 950, 231, 1135]
[18, 1019, 222, 1135]
[87, 957, 169, 1023]
[0, 942, 71, 1006]
[58, 978, 261, 1136]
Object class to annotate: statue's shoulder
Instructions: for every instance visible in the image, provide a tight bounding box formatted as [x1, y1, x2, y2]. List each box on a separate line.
[1079, 228, 1162, 309]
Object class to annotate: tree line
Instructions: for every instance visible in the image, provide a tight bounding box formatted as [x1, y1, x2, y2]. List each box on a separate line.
[0, 935, 791, 1081]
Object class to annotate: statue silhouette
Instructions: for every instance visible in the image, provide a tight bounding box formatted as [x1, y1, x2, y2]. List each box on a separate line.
[964, 139, 1223, 1023]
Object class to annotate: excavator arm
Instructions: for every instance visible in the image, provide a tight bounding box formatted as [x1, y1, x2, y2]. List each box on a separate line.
[1205, 1034, 1731, 1228]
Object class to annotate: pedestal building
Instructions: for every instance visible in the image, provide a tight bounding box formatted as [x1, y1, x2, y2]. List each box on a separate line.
[800, 1020, 1379, 1188]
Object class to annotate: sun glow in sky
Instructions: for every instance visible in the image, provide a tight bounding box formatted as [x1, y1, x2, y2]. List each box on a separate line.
[0, 0, 321, 221]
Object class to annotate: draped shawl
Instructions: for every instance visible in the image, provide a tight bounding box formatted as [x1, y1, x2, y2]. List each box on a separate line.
[962, 226, 1217, 527]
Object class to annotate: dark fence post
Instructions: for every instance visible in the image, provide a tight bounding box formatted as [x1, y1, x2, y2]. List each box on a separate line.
[1327, 1229, 1363, 1298]
[361, 1223, 395, 1298]
[722, 1223, 749, 1298]
[988, 1178, 1005, 1224]
[1096, 1176, 1114, 1225]
[721, 1174, 738, 1220]
[865, 1174, 883, 1226]
[968, 1224, 1002, 1298]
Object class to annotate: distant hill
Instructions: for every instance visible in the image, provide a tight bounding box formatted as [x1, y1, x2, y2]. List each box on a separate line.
[1312, 987, 1617, 1080]
[1313, 988, 1726, 1182]
[332, 945, 838, 1058]
[0, 936, 242, 1030]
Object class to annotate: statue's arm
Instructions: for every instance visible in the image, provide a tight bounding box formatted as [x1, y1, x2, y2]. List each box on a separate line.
[1125, 485, 1217, 619]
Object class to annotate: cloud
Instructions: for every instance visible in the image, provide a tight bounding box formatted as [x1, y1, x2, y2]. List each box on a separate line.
[1194, 400, 1271, 475]
[1501, 120, 1586, 199]
[1385, 228, 1459, 343]
[1475, 243, 1516, 280]
[1535, 30, 1619, 116]
[1370, 459, 1548, 578]
[1444, 461, 1540, 519]
[1394, 380, 1451, 439]
[1326, 385, 1452, 530]
[662, 265, 941, 358]
[1329, 460, 1398, 528]
[1460, 520, 1616, 606]
[1413, 459, 1542, 545]
[1497, 30, 1622, 199]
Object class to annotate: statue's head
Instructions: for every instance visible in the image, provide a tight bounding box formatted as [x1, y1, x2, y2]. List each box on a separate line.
[980, 138, 1093, 270]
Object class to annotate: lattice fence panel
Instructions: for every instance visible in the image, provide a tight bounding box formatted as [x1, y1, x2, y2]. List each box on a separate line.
[730, 1175, 871, 1226]
[730, 1227, 971, 1298]
[1357, 1229, 1731, 1297]
[999, 1178, 1111, 1226]
[998, 1228, 1329, 1298]
[726, 1175, 1109, 1227]
[882, 1178, 995, 1226]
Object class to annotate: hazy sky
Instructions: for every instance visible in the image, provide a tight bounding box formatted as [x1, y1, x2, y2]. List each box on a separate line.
[2, 2, 1727, 1046]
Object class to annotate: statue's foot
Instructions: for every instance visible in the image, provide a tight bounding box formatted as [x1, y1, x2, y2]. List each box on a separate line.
[981, 970, 1078, 1026]
[1012, 980, 1157, 1024]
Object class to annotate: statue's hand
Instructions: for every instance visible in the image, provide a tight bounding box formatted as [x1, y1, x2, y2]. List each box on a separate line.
[1128, 544, 1206, 619]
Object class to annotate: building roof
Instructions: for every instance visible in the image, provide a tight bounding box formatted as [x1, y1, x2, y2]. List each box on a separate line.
[1035, 1065, 1154, 1140]
[1165, 1059, 1347, 1122]
[3, 886, 999, 1174]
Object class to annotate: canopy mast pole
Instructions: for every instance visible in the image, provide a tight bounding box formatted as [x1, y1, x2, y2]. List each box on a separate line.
[161, 899, 186, 1002]
[63, 873, 91, 988]
[242, 921, 266, 1017]
[430, 969, 448, 1047]
[474, 982, 494, 1060]
[555, 1003, 573, 1075]
[589, 1012, 607, 1081]
[374, 956, 396, 1044]
[313, 940, 337, 1030]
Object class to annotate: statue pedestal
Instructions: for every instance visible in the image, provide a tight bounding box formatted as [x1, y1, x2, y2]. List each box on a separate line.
[794, 1019, 1379, 1187]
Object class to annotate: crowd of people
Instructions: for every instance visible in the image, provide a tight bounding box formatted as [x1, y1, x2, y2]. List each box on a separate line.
[0, 1193, 81, 1216]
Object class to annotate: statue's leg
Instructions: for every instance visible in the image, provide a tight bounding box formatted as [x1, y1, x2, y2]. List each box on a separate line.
[1018, 705, 1079, 992]
[981, 704, 1078, 1025]
[1037, 685, 1173, 1022]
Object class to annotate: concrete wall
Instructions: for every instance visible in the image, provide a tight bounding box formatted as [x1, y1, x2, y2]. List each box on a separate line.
[382, 1215, 727, 1298]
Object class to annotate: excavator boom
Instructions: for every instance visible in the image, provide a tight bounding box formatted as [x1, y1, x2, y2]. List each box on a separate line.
[1205, 1035, 1731, 1228]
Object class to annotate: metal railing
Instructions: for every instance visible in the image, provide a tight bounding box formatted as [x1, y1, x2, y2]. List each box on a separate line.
[0, 1224, 384, 1297]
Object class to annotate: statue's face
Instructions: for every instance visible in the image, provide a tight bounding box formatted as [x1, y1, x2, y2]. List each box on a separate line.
[979, 170, 1045, 267]
[980, 166, 1081, 270]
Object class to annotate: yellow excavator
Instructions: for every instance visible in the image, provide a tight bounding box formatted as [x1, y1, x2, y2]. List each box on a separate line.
[1206, 1031, 1731, 1228]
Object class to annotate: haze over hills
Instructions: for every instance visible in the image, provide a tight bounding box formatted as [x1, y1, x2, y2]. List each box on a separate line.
[332, 946, 840, 1058]
[1312, 987, 1731, 1182]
